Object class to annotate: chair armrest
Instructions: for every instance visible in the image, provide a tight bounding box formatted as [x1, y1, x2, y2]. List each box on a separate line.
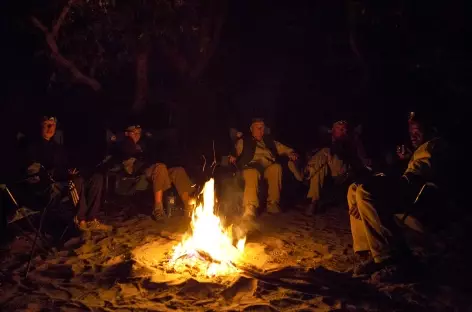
[401, 182, 439, 223]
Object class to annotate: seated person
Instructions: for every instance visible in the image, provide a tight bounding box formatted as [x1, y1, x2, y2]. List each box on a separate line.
[304, 120, 370, 215]
[347, 112, 448, 281]
[229, 118, 298, 224]
[118, 124, 194, 220]
[24, 116, 110, 231]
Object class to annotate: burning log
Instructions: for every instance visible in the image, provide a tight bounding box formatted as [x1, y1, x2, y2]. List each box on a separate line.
[167, 178, 246, 277]
[196, 249, 222, 265]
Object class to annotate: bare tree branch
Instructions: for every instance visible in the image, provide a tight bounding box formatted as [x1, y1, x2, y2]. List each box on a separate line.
[31, 16, 101, 91]
[157, 0, 228, 80]
[52, 0, 79, 38]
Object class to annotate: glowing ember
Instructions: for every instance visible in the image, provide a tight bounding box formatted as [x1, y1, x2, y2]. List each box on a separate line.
[167, 178, 246, 276]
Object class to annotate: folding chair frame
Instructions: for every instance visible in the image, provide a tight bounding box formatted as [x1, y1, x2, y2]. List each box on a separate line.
[401, 182, 439, 224]
[1, 183, 73, 279]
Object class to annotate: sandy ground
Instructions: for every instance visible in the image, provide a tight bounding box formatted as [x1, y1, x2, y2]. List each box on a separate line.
[1, 199, 471, 312]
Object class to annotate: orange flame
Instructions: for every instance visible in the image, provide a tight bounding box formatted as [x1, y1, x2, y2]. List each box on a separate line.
[168, 179, 246, 276]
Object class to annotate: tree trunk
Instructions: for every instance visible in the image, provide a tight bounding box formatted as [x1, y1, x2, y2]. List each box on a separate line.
[131, 48, 150, 114]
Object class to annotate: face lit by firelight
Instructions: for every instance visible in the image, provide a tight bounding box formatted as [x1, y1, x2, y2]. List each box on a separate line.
[250, 121, 265, 141]
[126, 128, 142, 143]
[331, 123, 348, 142]
[409, 122, 425, 149]
[41, 120, 57, 141]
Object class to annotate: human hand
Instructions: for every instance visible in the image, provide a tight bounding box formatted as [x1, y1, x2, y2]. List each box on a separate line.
[396, 145, 412, 160]
[68, 168, 79, 176]
[288, 152, 298, 161]
[27, 162, 41, 175]
[304, 165, 314, 179]
[228, 155, 237, 165]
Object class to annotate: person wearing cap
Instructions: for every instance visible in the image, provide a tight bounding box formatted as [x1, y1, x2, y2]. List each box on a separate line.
[228, 118, 298, 226]
[346, 112, 448, 281]
[120, 124, 194, 220]
[24, 116, 110, 232]
[304, 120, 370, 215]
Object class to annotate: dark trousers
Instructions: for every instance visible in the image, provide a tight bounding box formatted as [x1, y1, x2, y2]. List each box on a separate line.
[71, 174, 104, 222]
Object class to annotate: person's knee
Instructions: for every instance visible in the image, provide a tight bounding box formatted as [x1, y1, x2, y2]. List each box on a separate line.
[348, 183, 357, 194]
[171, 166, 186, 175]
[152, 163, 168, 176]
[155, 163, 168, 171]
[347, 183, 357, 206]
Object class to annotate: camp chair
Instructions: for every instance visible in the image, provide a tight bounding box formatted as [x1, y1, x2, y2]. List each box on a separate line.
[102, 128, 157, 197]
[102, 129, 124, 196]
[102, 128, 196, 213]
[1, 181, 66, 278]
[7, 131, 76, 277]
[1, 184, 41, 235]
[224, 128, 285, 215]
[396, 182, 440, 233]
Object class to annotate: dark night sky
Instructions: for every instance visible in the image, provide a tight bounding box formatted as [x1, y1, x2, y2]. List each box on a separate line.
[210, 0, 470, 150]
[0, 0, 470, 169]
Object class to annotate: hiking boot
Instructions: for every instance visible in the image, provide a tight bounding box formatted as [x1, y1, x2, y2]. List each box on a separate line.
[370, 256, 422, 284]
[305, 201, 319, 216]
[184, 198, 196, 217]
[77, 220, 88, 232]
[234, 214, 259, 240]
[353, 257, 385, 277]
[87, 219, 112, 232]
[243, 204, 257, 218]
[354, 255, 413, 279]
[352, 251, 373, 275]
[267, 202, 281, 214]
[153, 202, 165, 221]
[233, 224, 246, 241]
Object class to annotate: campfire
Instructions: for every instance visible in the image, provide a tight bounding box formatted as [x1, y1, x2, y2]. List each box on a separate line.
[167, 178, 246, 277]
